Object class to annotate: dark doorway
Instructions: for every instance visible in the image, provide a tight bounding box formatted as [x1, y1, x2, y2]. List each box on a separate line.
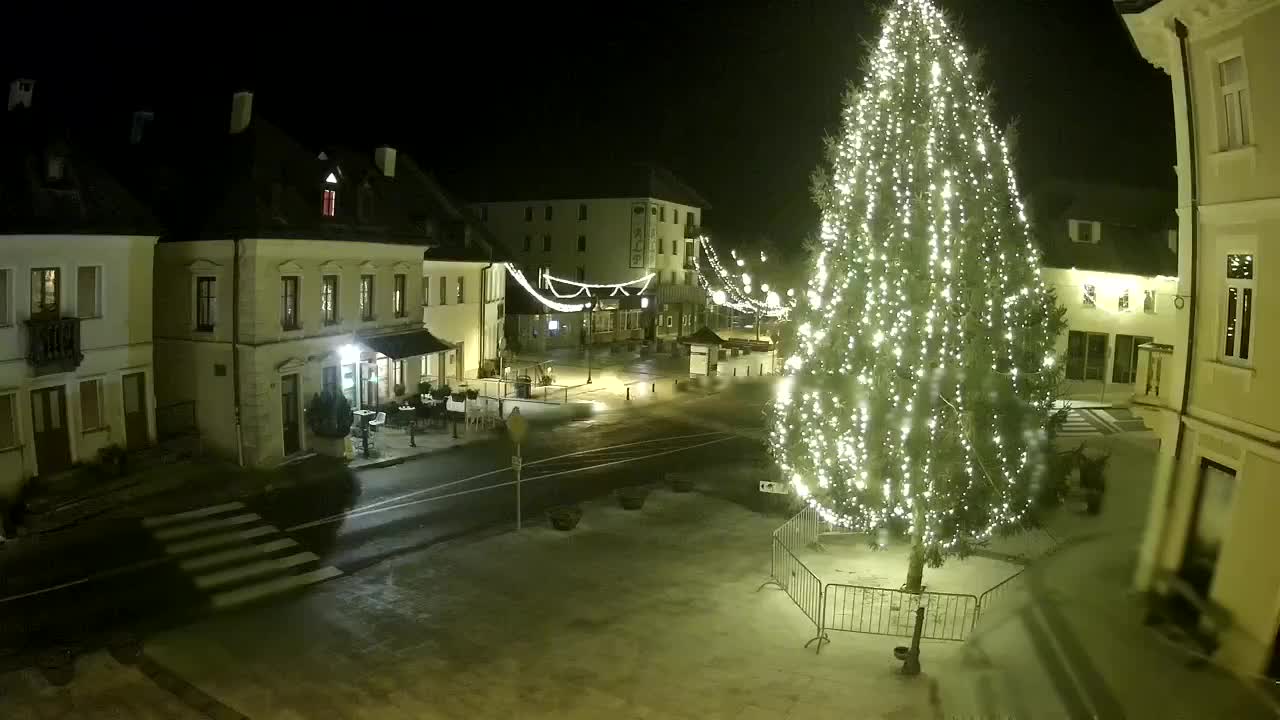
[1066, 331, 1109, 381]
[281, 373, 300, 456]
[1176, 459, 1236, 621]
[122, 372, 149, 450]
[30, 385, 71, 475]
[1113, 334, 1154, 384]
[1268, 624, 1280, 682]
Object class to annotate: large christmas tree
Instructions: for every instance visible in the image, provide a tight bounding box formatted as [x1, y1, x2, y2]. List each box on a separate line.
[771, 0, 1065, 592]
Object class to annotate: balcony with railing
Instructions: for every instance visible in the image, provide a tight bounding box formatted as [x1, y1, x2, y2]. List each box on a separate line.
[26, 317, 83, 375]
[1133, 342, 1174, 408]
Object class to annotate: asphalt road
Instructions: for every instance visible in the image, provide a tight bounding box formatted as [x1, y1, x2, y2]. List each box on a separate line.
[0, 380, 777, 667]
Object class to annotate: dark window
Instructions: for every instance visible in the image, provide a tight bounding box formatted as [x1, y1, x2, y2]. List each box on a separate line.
[524, 206, 533, 222]
[672, 240, 678, 255]
[659, 206, 666, 222]
[281, 276, 299, 330]
[544, 205, 553, 221]
[523, 235, 532, 252]
[195, 276, 216, 331]
[658, 239, 665, 254]
[577, 266, 586, 282]
[394, 274, 407, 317]
[543, 235, 552, 252]
[673, 209, 680, 225]
[322, 366, 339, 394]
[439, 275, 447, 305]
[480, 206, 489, 222]
[322, 275, 339, 325]
[577, 235, 587, 252]
[360, 274, 375, 320]
[578, 203, 588, 221]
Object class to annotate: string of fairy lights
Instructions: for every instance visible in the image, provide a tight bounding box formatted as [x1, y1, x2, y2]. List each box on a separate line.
[769, 0, 1059, 553]
[692, 236, 794, 319]
[505, 264, 654, 313]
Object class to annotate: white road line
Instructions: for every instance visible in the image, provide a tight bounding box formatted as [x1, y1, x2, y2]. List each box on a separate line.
[180, 538, 299, 572]
[210, 566, 343, 610]
[163, 526, 277, 555]
[295, 430, 734, 527]
[153, 513, 262, 542]
[194, 551, 318, 590]
[142, 502, 246, 528]
[292, 435, 738, 531]
[0, 577, 89, 604]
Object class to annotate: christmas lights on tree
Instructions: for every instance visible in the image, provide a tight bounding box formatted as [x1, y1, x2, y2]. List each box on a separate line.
[770, 0, 1065, 591]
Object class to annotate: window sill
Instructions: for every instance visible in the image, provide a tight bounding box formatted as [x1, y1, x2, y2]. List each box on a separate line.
[193, 327, 216, 334]
[82, 426, 109, 435]
[0, 444, 20, 455]
[1204, 360, 1255, 388]
[1210, 145, 1257, 161]
[77, 315, 103, 321]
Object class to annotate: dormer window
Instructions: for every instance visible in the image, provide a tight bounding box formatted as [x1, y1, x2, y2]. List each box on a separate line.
[46, 155, 65, 182]
[1069, 219, 1100, 244]
[322, 172, 338, 217]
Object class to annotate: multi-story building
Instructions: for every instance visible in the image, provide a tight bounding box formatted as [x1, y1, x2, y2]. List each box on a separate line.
[1029, 180, 1179, 399]
[1, 79, 159, 498]
[468, 165, 710, 350]
[1119, 0, 1280, 681]
[152, 93, 505, 467]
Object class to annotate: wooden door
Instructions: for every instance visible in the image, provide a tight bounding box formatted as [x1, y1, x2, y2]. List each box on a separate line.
[30, 386, 71, 476]
[122, 372, 149, 450]
[281, 373, 301, 456]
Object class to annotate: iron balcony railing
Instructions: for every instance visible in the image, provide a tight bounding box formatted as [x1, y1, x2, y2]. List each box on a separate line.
[26, 316, 83, 375]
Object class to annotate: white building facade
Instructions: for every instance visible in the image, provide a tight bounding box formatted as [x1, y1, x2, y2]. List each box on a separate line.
[421, 259, 506, 383]
[1120, 0, 1280, 681]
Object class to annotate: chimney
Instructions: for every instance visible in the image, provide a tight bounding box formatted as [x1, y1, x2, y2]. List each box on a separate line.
[230, 91, 253, 134]
[130, 110, 154, 145]
[8, 78, 34, 111]
[374, 146, 397, 178]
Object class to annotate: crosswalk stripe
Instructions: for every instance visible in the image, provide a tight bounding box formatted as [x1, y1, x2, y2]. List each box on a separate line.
[163, 525, 276, 555]
[180, 538, 299, 572]
[194, 551, 319, 590]
[210, 566, 344, 610]
[153, 513, 261, 542]
[142, 502, 246, 528]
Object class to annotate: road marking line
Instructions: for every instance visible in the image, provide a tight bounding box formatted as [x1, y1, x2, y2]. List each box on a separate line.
[163, 526, 276, 555]
[0, 577, 89, 604]
[295, 435, 739, 530]
[194, 551, 318, 590]
[210, 566, 343, 610]
[295, 430, 734, 527]
[153, 513, 261, 541]
[180, 538, 299, 572]
[142, 502, 246, 528]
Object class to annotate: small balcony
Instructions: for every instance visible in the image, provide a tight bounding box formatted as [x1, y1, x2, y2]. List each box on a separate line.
[26, 317, 83, 376]
[1133, 342, 1174, 408]
[683, 224, 702, 239]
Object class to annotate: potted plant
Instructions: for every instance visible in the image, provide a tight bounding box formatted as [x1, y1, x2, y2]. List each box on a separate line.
[418, 380, 433, 398]
[466, 388, 479, 400]
[393, 383, 406, 399]
[96, 444, 128, 479]
[1078, 452, 1109, 515]
[618, 487, 648, 510]
[306, 390, 354, 458]
[433, 384, 452, 401]
[548, 505, 583, 531]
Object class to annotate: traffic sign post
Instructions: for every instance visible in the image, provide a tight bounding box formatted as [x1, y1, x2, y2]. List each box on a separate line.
[507, 408, 528, 529]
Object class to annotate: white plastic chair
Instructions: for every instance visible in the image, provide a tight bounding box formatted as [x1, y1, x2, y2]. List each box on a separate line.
[367, 411, 387, 431]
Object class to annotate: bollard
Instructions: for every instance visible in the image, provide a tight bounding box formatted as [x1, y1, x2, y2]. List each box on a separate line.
[651, 383, 655, 393]
[733, 367, 737, 377]
[747, 366, 751, 377]
[626, 386, 631, 401]
[498, 398, 504, 419]
[674, 380, 678, 391]
[760, 363, 764, 376]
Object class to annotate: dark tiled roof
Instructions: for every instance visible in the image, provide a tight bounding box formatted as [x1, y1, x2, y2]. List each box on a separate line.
[0, 108, 160, 236]
[1029, 180, 1176, 276]
[461, 163, 711, 209]
[680, 327, 727, 345]
[392, 154, 513, 263]
[1113, 0, 1164, 13]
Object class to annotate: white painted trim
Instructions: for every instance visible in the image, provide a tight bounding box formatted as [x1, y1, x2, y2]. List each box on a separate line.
[392, 261, 414, 273]
[1186, 404, 1280, 447]
[359, 260, 378, 272]
[1199, 195, 1280, 224]
[319, 260, 344, 273]
[185, 259, 223, 273]
[277, 260, 304, 274]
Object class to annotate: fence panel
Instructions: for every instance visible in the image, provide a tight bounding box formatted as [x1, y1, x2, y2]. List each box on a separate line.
[823, 584, 977, 642]
[976, 568, 1027, 622]
[774, 506, 823, 551]
[764, 536, 828, 651]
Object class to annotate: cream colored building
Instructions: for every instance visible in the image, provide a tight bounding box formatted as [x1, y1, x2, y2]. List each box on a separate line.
[1, 81, 159, 500]
[151, 95, 506, 468]
[1120, 0, 1280, 680]
[470, 166, 711, 345]
[420, 258, 506, 384]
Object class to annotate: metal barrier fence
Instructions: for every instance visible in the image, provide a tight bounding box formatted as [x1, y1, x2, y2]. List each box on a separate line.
[975, 567, 1026, 620]
[761, 536, 829, 650]
[155, 401, 197, 439]
[774, 505, 825, 551]
[477, 378, 570, 404]
[823, 584, 978, 642]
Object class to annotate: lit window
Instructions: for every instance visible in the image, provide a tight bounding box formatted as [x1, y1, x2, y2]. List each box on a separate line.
[1219, 56, 1251, 150]
[1082, 284, 1096, 308]
[322, 189, 336, 217]
[281, 276, 300, 330]
[1071, 220, 1098, 244]
[30, 267, 59, 317]
[394, 274, 407, 317]
[1118, 290, 1130, 313]
[360, 274, 375, 321]
[322, 275, 339, 324]
[423, 276, 430, 307]
[1223, 253, 1254, 363]
[456, 276, 465, 304]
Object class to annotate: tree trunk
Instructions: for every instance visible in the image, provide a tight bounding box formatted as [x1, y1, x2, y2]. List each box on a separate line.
[904, 505, 926, 593]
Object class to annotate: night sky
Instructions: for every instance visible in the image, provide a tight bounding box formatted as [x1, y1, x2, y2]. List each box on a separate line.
[4, 0, 1171, 257]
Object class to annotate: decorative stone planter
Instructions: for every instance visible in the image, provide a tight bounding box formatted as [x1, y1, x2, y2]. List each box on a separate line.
[38, 647, 75, 687]
[548, 505, 583, 531]
[618, 487, 648, 510]
[310, 434, 348, 459]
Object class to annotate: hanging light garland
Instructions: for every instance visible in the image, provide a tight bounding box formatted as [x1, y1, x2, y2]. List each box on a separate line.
[693, 236, 794, 319]
[506, 264, 656, 312]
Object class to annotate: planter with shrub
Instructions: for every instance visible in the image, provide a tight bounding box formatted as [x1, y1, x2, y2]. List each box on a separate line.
[618, 487, 648, 510]
[466, 388, 479, 400]
[548, 505, 583, 531]
[306, 390, 354, 458]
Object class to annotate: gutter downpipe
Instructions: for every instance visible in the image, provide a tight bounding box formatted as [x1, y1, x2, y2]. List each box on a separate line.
[232, 237, 245, 468]
[480, 260, 493, 377]
[1149, 18, 1199, 582]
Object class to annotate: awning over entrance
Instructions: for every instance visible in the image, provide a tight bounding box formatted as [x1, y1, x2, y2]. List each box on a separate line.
[359, 328, 454, 359]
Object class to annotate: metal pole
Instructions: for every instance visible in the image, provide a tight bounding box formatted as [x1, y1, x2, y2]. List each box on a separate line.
[515, 441, 522, 530]
[902, 606, 925, 676]
[586, 305, 593, 384]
